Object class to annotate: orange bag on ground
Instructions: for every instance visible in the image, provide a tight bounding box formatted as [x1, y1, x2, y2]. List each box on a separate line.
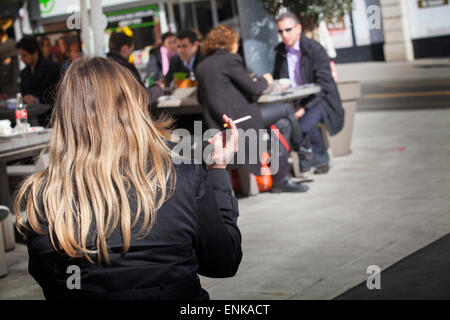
[255, 152, 272, 192]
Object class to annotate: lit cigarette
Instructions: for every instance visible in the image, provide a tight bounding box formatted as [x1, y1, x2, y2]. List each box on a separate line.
[223, 115, 252, 128]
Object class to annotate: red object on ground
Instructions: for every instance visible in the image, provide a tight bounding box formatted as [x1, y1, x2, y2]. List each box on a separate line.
[255, 152, 273, 192]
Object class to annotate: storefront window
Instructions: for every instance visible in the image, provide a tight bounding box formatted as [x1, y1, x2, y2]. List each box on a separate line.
[172, 0, 239, 37]
[173, 1, 212, 36]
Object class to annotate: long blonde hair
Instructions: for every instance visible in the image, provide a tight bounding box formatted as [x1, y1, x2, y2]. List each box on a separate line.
[14, 57, 176, 264]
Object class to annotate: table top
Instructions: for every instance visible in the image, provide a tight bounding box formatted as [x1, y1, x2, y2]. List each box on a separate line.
[156, 84, 321, 114]
[0, 128, 51, 157]
[0, 103, 51, 121]
[257, 84, 321, 104]
[156, 88, 198, 108]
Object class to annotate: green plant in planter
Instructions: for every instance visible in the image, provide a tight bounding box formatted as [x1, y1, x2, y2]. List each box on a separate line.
[260, 0, 353, 32]
[174, 72, 188, 81]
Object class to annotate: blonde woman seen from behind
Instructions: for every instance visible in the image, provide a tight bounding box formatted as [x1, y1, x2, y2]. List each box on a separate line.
[14, 57, 242, 300]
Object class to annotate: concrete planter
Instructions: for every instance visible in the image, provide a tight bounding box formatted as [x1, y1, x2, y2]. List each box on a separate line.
[1, 211, 15, 252]
[324, 81, 361, 157]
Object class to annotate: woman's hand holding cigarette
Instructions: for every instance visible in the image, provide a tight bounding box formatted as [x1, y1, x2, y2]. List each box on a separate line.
[223, 115, 252, 128]
[207, 114, 239, 170]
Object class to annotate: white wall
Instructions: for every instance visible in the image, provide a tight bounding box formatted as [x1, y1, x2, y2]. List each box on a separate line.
[353, 0, 371, 46]
[407, 0, 450, 39]
[329, 0, 384, 49]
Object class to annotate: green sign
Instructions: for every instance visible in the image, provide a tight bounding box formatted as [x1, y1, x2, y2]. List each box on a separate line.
[39, 0, 55, 14]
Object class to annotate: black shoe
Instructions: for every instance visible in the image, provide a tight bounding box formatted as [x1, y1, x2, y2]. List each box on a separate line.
[313, 151, 329, 166]
[312, 151, 330, 174]
[313, 164, 329, 174]
[298, 149, 314, 173]
[271, 177, 309, 193]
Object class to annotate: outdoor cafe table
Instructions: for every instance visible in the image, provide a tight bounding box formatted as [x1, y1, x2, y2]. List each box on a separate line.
[0, 103, 51, 127]
[0, 128, 51, 208]
[155, 84, 321, 115]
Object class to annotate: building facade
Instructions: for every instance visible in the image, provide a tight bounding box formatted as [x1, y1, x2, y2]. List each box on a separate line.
[1, 0, 449, 65]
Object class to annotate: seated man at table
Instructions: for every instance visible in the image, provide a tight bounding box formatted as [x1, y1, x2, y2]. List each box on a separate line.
[164, 30, 204, 87]
[16, 36, 60, 127]
[273, 12, 344, 174]
[107, 32, 163, 107]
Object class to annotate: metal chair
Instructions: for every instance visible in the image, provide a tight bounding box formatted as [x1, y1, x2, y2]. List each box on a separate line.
[0, 205, 10, 277]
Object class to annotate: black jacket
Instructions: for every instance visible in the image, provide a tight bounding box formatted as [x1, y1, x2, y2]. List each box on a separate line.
[164, 49, 204, 85]
[107, 52, 163, 107]
[20, 57, 60, 105]
[273, 35, 344, 136]
[196, 50, 268, 175]
[26, 165, 242, 300]
[107, 51, 142, 84]
[147, 47, 163, 81]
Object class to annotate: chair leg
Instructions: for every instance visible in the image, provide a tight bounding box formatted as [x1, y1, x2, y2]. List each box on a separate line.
[289, 151, 304, 178]
[317, 123, 330, 150]
[317, 123, 333, 162]
[0, 206, 10, 277]
[1, 213, 15, 252]
[0, 226, 7, 278]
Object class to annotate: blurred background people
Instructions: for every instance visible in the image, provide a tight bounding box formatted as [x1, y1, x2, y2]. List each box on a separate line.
[107, 32, 142, 83]
[38, 35, 54, 61]
[64, 35, 82, 62]
[164, 30, 204, 86]
[108, 32, 163, 106]
[54, 36, 69, 63]
[197, 25, 308, 193]
[16, 36, 60, 126]
[146, 31, 176, 83]
[0, 24, 19, 100]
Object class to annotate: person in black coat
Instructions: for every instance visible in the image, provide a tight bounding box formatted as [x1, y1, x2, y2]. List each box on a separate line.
[14, 57, 242, 300]
[197, 25, 308, 193]
[16, 36, 60, 127]
[273, 12, 345, 174]
[107, 32, 163, 107]
[164, 30, 204, 86]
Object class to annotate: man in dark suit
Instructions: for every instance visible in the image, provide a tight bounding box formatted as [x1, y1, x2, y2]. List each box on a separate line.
[16, 36, 61, 127]
[197, 24, 308, 193]
[107, 32, 163, 107]
[107, 32, 143, 84]
[273, 12, 344, 174]
[164, 30, 204, 86]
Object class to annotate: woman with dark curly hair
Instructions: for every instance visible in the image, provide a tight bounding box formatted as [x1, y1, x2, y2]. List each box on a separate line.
[197, 25, 308, 193]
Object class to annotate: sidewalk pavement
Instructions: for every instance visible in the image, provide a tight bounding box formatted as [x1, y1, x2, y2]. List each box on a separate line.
[199, 108, 450, 299]
[336, 58, 450, 83]
[1, 59, 449, 300]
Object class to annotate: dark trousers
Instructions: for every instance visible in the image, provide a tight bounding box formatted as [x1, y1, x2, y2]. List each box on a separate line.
[259, 103, 302, 181]
[259, 103, 303, 151]
[299, 103, 325, 155]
